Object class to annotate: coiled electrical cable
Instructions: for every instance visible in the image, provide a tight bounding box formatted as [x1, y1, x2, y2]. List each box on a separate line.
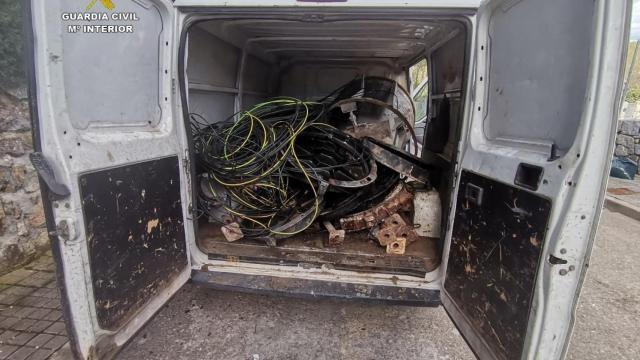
[192, 98, 377, 240]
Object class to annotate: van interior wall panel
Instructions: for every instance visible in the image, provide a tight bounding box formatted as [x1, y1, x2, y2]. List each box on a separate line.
[188, 91, 235, 124]
[444, 171, 551, 360]
[187, 26, 274, 124]
[483, 0, 594, 151]
[429, 31, 465, 161]
[79, 157, 187, 330]
[278, 64, 401, 100]
[186, 15, 467, 276]
[188, 27, 240, 88]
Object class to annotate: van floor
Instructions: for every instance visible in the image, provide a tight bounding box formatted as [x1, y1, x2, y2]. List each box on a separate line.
[197, 222, 440, 277]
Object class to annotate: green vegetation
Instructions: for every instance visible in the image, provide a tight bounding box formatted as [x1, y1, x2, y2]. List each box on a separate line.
[0, 0, 25, 88]
[410, 59, 428, 91]
[625, 42, 640, 103]
[626, 88, 640, 103]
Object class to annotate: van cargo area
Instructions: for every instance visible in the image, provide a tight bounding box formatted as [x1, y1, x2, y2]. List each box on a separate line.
[184, 13, 467, 279]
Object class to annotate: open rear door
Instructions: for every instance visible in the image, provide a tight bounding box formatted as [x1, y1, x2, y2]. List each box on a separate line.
[442, 0, 631, 359]
[26, 0, 191, 358]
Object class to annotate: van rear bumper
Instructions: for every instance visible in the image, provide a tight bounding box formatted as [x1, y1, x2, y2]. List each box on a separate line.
[191, 270, 441, 306]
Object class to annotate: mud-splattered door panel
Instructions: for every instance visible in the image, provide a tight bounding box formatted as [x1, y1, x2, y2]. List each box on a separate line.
[444, 171, 551, 359]
[80, 156, 188, 330]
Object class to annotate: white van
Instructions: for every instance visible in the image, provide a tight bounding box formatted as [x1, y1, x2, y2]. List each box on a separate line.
[25, 0, 631, 359]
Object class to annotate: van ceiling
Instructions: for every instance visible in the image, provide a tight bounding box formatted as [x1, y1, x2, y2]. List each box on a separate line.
[196, 18, 463, 65]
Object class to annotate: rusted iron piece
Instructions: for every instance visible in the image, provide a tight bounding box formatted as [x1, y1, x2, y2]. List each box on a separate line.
[376, 213, 419, 248]
[377, 227, 397, 246]
[395, 225, 420, 244]
[221, 222, 244, 242]
[338, 184, 413, 232]
[323, 221, 345, 247]
[386, 237, 407, 255]
[383, 213, 406, 228]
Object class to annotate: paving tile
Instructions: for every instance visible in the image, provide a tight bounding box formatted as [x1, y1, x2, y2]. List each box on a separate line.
[24, 257, 55, 273]
[9, 320, 36, 332]
[42, 323, 65, 337]
[29, 291, 57, 302]
[19, 298, 58, 311]
[41, 283, 56, 290]
[47, 343, 70, 360]
[0, 331, 37, 346]
[0, 285, 8, 292]
[25, 334, 54, 349]
[0, 271, 36, 286]
[41, 312, 61, 323]
[24, 310, 49, 322]
[0, 344, 18, 360]
[17, 274, 55, 289]
[11, 308, 36, 320]
[0, 295, 20, 307]
[42, 336, 67, 351]
[14, 299, 45, 310]
[0, 289, 34, 299]
[6, 346, 36, 360]
[25, 321, 52, 334]
[0, 318, 20, 330]
[26, 348, 54, 360]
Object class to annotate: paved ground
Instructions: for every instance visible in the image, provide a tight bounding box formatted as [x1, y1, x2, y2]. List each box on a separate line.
[0, 255, 69, 360]
[607, 177, 640, 209]
[566, 209, 640, 360]
[1, 207, 638, 359]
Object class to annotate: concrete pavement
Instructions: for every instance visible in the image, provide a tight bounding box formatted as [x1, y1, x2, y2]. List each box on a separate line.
[606, 177, 640, 220]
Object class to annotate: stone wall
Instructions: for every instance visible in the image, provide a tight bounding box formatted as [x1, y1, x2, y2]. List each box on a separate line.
[0, 88, 49, 275]
[615, 119, 640, 174]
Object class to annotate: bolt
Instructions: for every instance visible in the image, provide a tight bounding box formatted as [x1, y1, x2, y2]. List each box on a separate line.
[560, 248, 567, 254]
[559, 269, 568, 276]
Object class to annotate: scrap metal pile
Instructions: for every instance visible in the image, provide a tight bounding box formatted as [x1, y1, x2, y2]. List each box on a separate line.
[192, 76, 444, 254]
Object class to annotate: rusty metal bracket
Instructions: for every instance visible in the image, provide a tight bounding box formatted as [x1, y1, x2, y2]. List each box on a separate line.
[386, 238, 406, 255]
[374, 213, 420, 255]
[338, 184, 413, 232]
[322, 221, 345, 247]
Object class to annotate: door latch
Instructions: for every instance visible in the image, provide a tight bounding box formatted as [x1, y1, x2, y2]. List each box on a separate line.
[30, 152, 70, 200]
